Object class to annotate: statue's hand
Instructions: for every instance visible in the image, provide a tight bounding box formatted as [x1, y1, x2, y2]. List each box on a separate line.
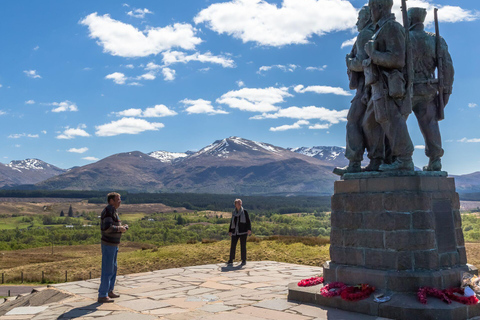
[365, 40, 375, 57]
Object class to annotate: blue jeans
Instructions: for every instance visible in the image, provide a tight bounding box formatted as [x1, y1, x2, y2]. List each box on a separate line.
[98, 244, 118, 298]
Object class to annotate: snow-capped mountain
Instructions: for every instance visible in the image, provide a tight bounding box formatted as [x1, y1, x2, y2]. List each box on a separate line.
[289, 146, 346, 162]
[0, 159, 66, 188]
[148, 151, 188, 163]
[7, 159, 55, 172]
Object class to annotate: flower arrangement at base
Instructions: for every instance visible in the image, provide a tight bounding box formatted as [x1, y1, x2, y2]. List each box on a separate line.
[417, 287, 451, 305]
[298, 276, 324, 287]
[444, 288, 479, 305]
[340, 284, 376, 302]
[320, 282, 347, 297]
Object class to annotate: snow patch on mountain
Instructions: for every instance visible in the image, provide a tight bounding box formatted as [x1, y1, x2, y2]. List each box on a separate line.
[289, 146, 346, 161]
[148, 151, 188, 163]
[7, 159, 50, 172]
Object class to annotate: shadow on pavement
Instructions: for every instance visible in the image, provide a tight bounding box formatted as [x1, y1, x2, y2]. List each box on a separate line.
[221, 264, 244, 272]
[57, 303, 103, 319]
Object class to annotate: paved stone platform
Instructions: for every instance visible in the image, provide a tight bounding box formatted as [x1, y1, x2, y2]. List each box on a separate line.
[0, 261, 391, 319]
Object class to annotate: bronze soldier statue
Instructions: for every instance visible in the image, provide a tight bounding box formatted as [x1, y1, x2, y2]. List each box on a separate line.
[363, 0, 415, 171]
[408, 7, 454, 171]
[334, 6, 385, 175]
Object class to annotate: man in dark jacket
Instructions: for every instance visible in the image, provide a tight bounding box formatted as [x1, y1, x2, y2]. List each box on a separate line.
[98, 192, 128, 303]
[227, 199, 251, 266]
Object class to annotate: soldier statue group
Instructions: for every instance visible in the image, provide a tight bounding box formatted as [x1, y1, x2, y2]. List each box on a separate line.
[334, 0, 454, 175]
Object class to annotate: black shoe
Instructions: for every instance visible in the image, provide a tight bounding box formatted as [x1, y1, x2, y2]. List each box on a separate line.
[241, 261, 246, 266]
[226, 260, 233, 265]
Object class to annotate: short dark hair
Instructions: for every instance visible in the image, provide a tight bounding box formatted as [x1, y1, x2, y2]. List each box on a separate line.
[107, 192, 120, 203]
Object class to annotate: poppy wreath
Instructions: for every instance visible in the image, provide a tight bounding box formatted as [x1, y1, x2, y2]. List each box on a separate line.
[298, 276, 324, 287]
[320, 282, 347, 298]
[417, 287, 451, 305]
[444, 288, 479, 305]
[340, 284, 376, 302]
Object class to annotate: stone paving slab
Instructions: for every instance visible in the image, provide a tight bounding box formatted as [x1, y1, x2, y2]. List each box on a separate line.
[0, 261, 393, 320]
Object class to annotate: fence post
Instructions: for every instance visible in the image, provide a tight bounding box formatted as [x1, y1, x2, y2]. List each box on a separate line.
[1, 273, 3, 284]
[89, 271, 92, 279]
[42, 271, 44, 283]
[8, 290, 10, 297]
[21, 271, 23, 284]
[65, 270, 67, 282]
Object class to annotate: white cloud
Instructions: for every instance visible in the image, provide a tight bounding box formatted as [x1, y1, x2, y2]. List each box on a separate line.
[122, 3, 129, 7]
[199, 67, 210, 72]
[15, 144, 21, 148]
[294, 84, 351, 96]
[105, 72, 127, 84]
[217, 87, 292, 112]
[468, 103, 478, 108]
[306, 65, 327, 71]
[181, 99, 229, 115]
[162, 50, 235, 68]
[392, 1, 479, 26]
[0, 110, 5, 116]
[80, 13, 202, 57]
[41, 130, 47, 134]
[33, 45, 40, 51]
[458, 137, 480, 143]
[128, 82, 142, 86]
[24, 70, 41, 79]
[270, 120, 309, 132]
[195, 0, 358, 47]
[83, 67, 93, 71]
[127, 8, 153, 19]
[309, 123, 331, 130]
[341, 36, 356, 49]
[125, 64, 135, 69]
[50, 100, 78, 113]
[114, 104, 177, 118]
[162, 68, 176, 81]
[68, 147, 89, 154]
[25, 100, 35, 105]
[145, 62, 162, 70]
[137, 72, 156, 80]
[236, 80, 245, 87]
[82, 156, 100, 161]
[57, 125, 90, 140]
[95, 117, 164, 137]
[8, 133, 39, 139]
[251, 106, 348, 124]
[257, 64, 298, 74]
[0, 84, 2, 88]
[415, 145, 426, 149]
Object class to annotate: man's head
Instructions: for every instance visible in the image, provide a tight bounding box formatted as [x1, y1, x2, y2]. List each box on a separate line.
[357, 6, 372, 32]
[408, 7, 427, 27]
[234, 198, 242, 211]
[368, 0, 393, 24]
[107, 192, 121, 209]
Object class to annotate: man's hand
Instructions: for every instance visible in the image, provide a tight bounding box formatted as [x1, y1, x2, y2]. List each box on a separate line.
[247, 230, 252, 236]
[365, 40, 375, 57]
[118, 226, 128, 233]
[229, 232, 232, 237]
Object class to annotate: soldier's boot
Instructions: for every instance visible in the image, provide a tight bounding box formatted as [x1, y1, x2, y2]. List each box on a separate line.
[333, 161, 361, 176]
[379, 157, 414, 172]
[363, 158, 383, 172]
[423, 158, 442, 171]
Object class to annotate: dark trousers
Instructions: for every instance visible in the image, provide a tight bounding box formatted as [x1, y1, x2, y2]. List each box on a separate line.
[229, 234, 247, 262]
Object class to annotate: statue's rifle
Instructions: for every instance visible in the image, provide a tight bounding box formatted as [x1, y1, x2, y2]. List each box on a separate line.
[434, 8, 445, 121]
[401, 0, 413, 115]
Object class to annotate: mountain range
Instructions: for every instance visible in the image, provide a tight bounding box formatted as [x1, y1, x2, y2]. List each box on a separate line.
[1, 137, 479, 195]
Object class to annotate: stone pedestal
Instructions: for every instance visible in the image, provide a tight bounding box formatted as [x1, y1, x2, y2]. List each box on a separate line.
[288, 172, 480, 319]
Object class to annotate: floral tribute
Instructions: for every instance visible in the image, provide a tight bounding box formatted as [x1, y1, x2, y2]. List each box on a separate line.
[320, 282, 347, 297]
[340, 284, 376, 302]
[298, 276, 324, 287]
[417, 287, 479, 305]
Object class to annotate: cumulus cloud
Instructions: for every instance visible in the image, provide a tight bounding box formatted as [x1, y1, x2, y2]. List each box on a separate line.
[80, 13, 202, 57]
[41, 130, 47, 134]
[195, 0, 358, 47]
[270, 120, 309, 132]
[251, 106, 348, 124]
[181, 99, 229, 115]
[25, 100, 35, 105]
[127, 8, 153, 19]
[96, 117, 164, 137]
[82, 156, 100, 161]
[137, 72, 156, 80]
[306, 65, 327, 71]
[68, 147, 89, 153]
[33, 45, 40, 51]
[162, 50, 235, 68]
[57, 125, 90, 140]
[415, 145, 426, 149]
[468, 103, 478, 108]
[341, 36, 356, 49]
[114, 104, 177, 117]
[24, 70, 41, 79]
[392, 1, 479, 26]
[8, 133, 39, 139]
[458, 137, 480, 143]
[0, 110, 5, 116]
[217, 87, 292, 112]
[162, 68, 176, 81]
[105, 72, 127, 84]
[124, 64, 135, 69]
[294, 84, 351, 96]
[236, 80, 245, 87]
[257, 64, 298, 74]
[309, 123, 331, 130]
[50, 100, 78, 113]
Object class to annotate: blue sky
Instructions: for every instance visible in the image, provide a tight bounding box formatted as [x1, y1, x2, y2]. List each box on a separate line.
[0, 0, 479, 174]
